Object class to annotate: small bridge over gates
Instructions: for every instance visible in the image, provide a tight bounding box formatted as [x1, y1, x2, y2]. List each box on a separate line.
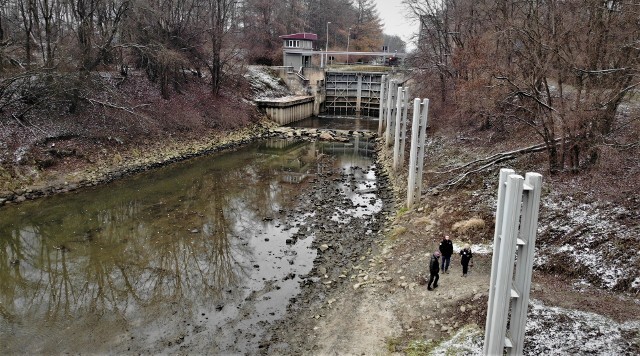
[255, 32, 408, 125]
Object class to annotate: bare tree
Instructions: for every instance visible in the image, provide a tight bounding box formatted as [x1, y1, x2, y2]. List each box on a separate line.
[73, 0, 129, 71]
[240, 0, 287, 65]
[405, 0, 639, 173]
[206, 0, 239, 95]
[17, 0, 36, 69]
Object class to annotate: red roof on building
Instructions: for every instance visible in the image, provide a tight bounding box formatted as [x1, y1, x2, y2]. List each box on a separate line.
[280, 33, 318, 41]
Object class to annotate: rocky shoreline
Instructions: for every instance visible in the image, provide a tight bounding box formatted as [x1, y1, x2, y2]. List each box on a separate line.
[0, 122, 376, 207]
[259, 141, 399, 354]
[0, 125, 400, 355]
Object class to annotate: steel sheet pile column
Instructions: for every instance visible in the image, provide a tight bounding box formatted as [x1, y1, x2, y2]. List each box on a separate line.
[484, 168, 512, 354]
[484, 168, 543, 355]
[508, 172, 543, 355]
[406, 98, 428, 208]
[487, 173, 523, 354]
[416, 99, 428, 195]
[400, 87, 410, 164]
[393, 86, 404, 171]
[384, 80, 396, 147]
[378, 75, 387, 135]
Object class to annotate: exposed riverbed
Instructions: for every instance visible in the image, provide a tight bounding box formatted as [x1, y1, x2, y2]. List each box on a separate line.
[0, 134, 393, 354]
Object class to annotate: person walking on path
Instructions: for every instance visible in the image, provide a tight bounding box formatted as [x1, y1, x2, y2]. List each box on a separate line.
[460, 244, 473, 277]
[427, 251, 441, 290]
[439, 235, 454, 273]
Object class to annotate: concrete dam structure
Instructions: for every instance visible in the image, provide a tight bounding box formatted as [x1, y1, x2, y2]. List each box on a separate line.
[255, 96, 315, 125]
[254, 66, 396, 125]
[324, 71, 384, 117]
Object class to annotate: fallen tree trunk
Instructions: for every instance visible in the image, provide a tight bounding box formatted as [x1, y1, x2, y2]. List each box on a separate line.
[431, 138, 562, 189]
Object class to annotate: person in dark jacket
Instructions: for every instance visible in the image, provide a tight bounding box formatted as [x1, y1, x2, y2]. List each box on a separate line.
[459, 244, 473, 277]
[439, 235, 454, 273]
[427, 251, 441, 290]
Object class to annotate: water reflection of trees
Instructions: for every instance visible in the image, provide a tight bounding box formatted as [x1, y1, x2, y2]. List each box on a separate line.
[0, 140, 316, 327]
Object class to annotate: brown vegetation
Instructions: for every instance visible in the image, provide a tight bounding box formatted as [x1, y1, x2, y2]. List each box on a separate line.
[406, 0, 639, 175]
[0, 0, 393, 193]
[0, 70, 256, 192]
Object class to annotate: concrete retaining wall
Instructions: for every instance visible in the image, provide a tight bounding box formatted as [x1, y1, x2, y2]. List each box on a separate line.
[257, 96, 315, 125]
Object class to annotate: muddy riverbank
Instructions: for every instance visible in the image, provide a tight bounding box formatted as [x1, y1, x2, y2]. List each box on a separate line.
[2, 116, 638, 354]
[0, 121, 270, 206]
[0, 132, 392, 354]
[258, 137, 640, 355]
[0, 122, 375, 207]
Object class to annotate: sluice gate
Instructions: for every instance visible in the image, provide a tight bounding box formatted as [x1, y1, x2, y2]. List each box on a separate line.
[325, 72, 384, 117]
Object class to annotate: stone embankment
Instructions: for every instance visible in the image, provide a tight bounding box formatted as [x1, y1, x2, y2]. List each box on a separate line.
[265, 127, 376, 142]
[0, 121, 268, 206]
[0, 121, 377, 207]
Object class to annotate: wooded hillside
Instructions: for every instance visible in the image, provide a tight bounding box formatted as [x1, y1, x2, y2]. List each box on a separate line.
[0, 0, 387, 191]
[0, 0, 385, 96]
[406, 0, 639, 177]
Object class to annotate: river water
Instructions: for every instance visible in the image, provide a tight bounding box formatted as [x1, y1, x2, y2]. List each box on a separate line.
[0, 119, 385, 354]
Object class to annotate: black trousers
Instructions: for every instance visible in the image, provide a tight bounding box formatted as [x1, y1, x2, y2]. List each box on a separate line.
[462, 261, 469, 275]
[428, 273, 439, 288]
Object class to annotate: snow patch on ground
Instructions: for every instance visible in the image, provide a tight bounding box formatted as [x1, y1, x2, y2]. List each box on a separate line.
[431, 299, 640, 355]
[452, 242, 493, 255]
[14, 146, 28, 164]
[523, 299, 640, 355]
[244, 65, 292, 100]
[430, 324, 484, 355]
[536, 195, 639, 292]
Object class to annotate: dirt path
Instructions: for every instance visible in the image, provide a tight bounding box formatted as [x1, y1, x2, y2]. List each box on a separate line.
[262, 175, 494, 355]
[312, 239, 491, 354]
[260, 144, 494, 354]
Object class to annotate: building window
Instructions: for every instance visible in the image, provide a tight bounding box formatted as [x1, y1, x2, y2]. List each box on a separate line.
[286, 40, 300, 48]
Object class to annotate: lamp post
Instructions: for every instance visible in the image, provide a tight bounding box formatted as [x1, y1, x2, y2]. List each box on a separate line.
[346, 27, 351, 64]
[325, 21, 331, 68]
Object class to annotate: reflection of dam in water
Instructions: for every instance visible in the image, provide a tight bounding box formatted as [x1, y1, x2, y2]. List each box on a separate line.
[0, 137, 384, 354]
[260, 136, 376, 184]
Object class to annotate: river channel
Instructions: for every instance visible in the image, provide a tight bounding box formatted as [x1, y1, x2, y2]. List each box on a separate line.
[0, 119, 390, 354]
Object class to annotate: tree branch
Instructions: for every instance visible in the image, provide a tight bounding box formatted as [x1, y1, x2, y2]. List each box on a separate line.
[82, 97, 149, 115]
[430, 138, 563, 190]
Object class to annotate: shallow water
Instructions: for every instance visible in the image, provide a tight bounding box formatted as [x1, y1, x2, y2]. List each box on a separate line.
[287, 115, 380, 131]
[0, 137, 382, 354]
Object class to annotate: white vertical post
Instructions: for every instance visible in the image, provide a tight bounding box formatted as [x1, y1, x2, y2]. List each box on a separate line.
[406, 98, 422, 208]
[508, 173, 543, 355]
[393, 86, 403, 171]
[486, 174, 524, 355]
[484, 169, 543, 355]
[416, 98, 428, 196]
[356, 73, 363, 114]
[484, 168, 514, 355]
[385, 80, 396, 147]
[378, 75, 387, 135]
[399, 87, 410, 163]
